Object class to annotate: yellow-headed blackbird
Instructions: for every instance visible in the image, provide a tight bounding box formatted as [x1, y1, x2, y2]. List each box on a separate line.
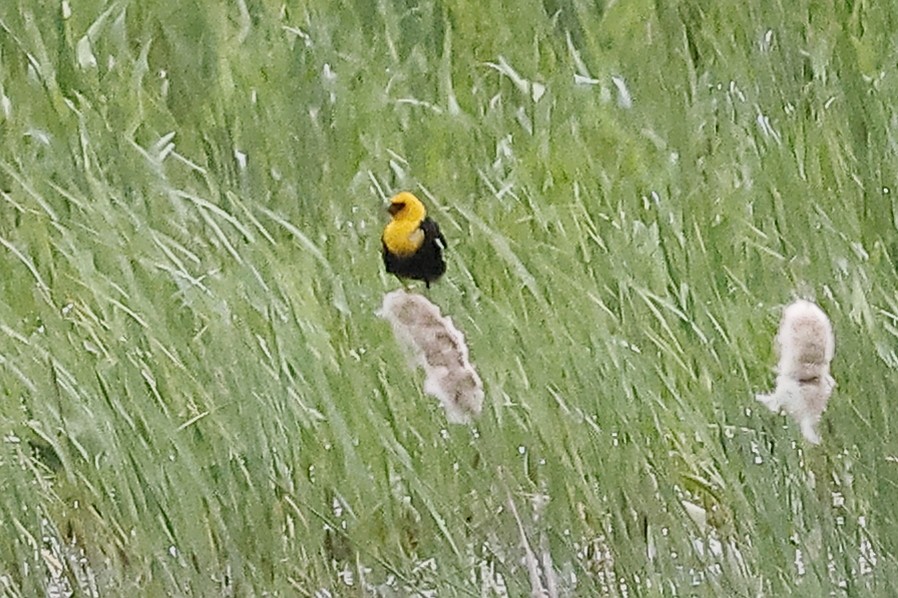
[382, 192, 447, 288]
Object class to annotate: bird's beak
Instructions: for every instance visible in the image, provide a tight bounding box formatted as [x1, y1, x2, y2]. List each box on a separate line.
[387, 203, 403, 215]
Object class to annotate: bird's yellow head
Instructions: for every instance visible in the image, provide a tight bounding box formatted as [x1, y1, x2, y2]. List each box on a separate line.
[387, 192, 426, 223]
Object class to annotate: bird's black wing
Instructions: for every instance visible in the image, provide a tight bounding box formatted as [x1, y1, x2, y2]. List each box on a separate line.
[421, 217, 447, 250]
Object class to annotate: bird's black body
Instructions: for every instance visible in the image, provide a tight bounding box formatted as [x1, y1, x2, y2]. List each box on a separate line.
[382, 217, 447, 288]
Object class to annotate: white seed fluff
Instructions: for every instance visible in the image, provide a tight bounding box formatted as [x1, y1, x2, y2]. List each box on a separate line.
[379, 290, 484, 424]
[756, 299, 836, 444]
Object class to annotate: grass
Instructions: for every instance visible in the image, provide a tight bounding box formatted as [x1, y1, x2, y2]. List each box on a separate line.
[1, 0, 897, 595]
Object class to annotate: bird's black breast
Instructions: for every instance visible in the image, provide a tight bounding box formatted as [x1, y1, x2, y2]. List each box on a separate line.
[383, 217, 447, 286]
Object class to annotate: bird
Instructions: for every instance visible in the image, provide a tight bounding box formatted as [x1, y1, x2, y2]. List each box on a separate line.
[381, 192, 447, 288]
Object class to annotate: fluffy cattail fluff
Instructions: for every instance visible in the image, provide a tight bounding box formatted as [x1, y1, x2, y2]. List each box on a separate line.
[756, 299, 836, 444]
[379, 290, 484, 424]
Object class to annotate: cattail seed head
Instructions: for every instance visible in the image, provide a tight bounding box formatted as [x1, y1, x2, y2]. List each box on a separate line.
[379, 290, 484, 424]
[756, 299, 836, 444]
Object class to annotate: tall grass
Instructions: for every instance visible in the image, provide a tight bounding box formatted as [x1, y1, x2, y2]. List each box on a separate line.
[0, 0, 897, 595]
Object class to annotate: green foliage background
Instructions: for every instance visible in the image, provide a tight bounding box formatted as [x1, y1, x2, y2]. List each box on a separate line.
[1, 0, 897, 595]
